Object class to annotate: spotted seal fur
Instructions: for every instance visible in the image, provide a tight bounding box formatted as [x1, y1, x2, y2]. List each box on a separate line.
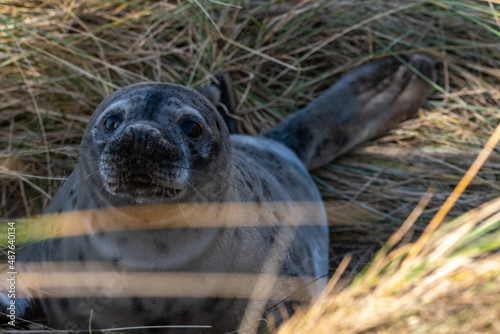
[3, 54, 436, 333]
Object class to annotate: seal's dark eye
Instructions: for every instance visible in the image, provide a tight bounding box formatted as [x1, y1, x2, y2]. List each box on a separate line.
[104, 115, 122, 132]
[181, 120, 202, 138]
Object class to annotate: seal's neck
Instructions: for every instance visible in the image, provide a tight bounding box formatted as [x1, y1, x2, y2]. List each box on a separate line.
[188, 166, 238, 204]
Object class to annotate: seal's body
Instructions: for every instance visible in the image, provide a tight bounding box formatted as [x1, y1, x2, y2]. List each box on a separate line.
[6, 54, 436, 333]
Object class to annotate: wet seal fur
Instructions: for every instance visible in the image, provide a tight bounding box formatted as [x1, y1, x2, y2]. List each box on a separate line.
[3, 54, 436, 333]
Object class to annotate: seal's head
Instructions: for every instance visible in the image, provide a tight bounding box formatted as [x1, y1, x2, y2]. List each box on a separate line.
[80, 83, 232, 205]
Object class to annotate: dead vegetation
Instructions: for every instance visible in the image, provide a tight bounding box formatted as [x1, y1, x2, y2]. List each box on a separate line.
[0, 0, 499, 332]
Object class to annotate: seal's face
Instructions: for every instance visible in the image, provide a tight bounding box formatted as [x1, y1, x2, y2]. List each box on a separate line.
[81, 83, 230, 204]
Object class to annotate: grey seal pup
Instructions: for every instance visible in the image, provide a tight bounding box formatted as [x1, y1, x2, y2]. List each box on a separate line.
[3, 54, 436, 333]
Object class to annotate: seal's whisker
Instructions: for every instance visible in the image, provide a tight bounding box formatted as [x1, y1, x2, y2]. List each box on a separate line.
[180, 174, 202, 198]
[120, 173, 126, 192]
[69, 168, 100, 191]
[160, 182, 168, 202]
[148, 174, 163, 194]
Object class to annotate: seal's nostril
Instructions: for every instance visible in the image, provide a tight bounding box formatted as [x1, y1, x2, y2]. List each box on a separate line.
[131, 127, 150, 143]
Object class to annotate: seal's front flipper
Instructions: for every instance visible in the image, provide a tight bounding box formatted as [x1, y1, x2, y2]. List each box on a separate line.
[263, 54, 437, 170]
[199, 73, 238, 134]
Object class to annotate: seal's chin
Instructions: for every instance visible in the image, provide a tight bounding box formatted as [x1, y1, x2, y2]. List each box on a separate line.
[104, 178, 186, 201]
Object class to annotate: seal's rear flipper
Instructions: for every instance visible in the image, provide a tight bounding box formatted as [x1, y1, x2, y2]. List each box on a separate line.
[199, 73, 238, 134]
[263, 54, 437, 170]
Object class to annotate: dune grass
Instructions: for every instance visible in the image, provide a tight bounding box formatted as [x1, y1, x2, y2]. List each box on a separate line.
[1, 0, 499, 332]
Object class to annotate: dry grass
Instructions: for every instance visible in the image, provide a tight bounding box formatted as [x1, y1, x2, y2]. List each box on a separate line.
[278, 195, 500, 333]
[0, 0, 499, 332]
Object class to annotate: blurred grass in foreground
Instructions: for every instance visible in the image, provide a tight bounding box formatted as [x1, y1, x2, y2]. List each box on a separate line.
[279, 195, 500, 333]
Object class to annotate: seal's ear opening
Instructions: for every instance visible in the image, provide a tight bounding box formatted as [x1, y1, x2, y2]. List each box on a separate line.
[199, 73, 238, 134]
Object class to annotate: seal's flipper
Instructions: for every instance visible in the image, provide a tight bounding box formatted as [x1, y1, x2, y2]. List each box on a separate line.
[263, 54, 437, 170]
[199, 73, 238, 134]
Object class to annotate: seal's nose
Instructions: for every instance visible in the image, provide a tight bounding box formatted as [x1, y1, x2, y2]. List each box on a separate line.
[128, 123, 164, 145]
[126, 124, 166, 158]
[127, 124, 160, 167]
[131, 126, 150, 144]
